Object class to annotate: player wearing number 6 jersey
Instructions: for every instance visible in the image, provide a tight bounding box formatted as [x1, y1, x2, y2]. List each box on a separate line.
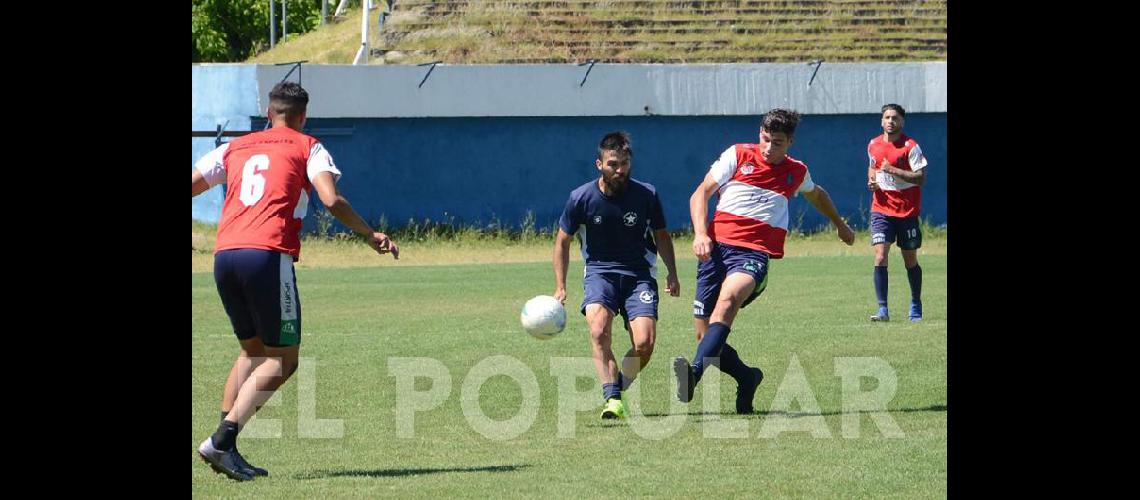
[191, 82, 398, 481]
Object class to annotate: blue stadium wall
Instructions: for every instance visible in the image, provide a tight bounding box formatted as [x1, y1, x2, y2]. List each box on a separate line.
[274, 114, 945, 233]
[191, 65, 259, 222]
[194, 63, 946, 233]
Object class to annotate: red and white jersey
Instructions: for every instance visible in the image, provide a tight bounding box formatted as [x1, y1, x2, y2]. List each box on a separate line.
[868, 133, 927, 218]
[194, 126, 342, 260]
[706, 144, 815, 258]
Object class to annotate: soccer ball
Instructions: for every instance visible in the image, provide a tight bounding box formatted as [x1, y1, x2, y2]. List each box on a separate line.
[520, 295, 566, 340]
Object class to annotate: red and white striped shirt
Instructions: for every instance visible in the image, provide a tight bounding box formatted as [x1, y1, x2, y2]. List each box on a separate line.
[706, 144, 815, 258]
[868, 133, 927, 218]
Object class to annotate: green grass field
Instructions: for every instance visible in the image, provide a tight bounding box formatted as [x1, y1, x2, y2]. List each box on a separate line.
[192, 240, 946, 497]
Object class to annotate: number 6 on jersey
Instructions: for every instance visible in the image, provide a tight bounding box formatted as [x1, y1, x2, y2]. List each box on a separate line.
[239, 154, 270, 206]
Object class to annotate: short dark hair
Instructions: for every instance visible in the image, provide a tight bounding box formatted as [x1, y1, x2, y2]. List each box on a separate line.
[598, 131, 633, 160]
[881, 103, 906, 117]
[760, 109, 801, 137]
[269, 81, 310, 118]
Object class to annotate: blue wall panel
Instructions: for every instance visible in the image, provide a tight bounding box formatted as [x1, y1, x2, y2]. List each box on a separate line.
[191, 65, 260, 222]
[272, 114, 947, 233]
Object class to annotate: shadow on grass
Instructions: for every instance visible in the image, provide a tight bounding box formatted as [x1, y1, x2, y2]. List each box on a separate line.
[296, 464, 529, 480]
[587, 404, 947, 422]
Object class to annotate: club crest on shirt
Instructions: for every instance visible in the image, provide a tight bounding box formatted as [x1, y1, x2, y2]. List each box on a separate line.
[740, 163, 755, 175]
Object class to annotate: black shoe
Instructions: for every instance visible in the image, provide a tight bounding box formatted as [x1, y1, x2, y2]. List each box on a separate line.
[233, 446, 268, 477]
[735, 367, 764, 414]
[197, 438, 253, 481]
[673, 356, 695, 403]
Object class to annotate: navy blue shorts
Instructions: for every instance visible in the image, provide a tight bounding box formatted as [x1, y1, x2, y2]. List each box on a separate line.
[581, 272, 658, 328]
[870, 212, 922, 250]
[693, 242, 770, 318]
[214, 249, 302, 347]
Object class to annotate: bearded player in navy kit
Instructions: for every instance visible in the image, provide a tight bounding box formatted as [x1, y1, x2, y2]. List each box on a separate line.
[553, 131, 681, 420]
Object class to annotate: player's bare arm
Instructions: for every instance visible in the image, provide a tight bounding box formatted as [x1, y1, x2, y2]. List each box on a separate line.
[867, 166, 879, 191]
[311, 171, 399, 259]
[552, 228, 573, 303]
[878, 159, 925, 186]
[654, 228, 681, 296]
[689, 174, 721, 261]
[803, 185, 855, 245]
[192, 169, 211, 197]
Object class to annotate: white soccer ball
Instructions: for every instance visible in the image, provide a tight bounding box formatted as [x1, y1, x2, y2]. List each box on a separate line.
[520, 295, 566, 340]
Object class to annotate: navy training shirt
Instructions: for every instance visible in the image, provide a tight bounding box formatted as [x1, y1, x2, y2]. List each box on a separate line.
[558, 178, 666, 278]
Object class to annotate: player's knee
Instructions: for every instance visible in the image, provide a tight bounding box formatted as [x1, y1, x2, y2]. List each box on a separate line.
[266, 348, 300, 381]
[240, 345, 267, 359]
[633, 337, 654, 358]
[589, 327, 611, 346]
[239, 338, 267, 358]
[715, 296, 739, 314]
[874, 254, 889, 266]
[283, 358, 299, 379]
[262, 362, 297, 389]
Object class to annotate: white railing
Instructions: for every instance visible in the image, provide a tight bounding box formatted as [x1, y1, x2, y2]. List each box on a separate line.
[352, 1, 393, 65]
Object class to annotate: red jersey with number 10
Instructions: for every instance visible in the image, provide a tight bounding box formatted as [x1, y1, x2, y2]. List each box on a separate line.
[868, 133, 927, 218]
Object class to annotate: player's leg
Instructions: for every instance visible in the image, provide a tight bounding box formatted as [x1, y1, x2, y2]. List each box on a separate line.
[586, 303, 625, 419]
[901, 249, 922, 320]
[215, 249, 264, 416]
[582, 273, 621, 388]
[619, 277, 659, 392]
[691, 314, 759, 412]
[870, 212, 893, 321]
[676, 271, 757, 400]
[705, 273, 755, 326]
[201, 249, 259, 480]
[694, 317, 709, 341]
[582, 272, 623, 418]
[202, 342, 300, 478]
[585, 303, 619, 392]
[224, 344, 300, 428]
[622, 317, 655, 387]
[199, 249, 301, 480]
[220, 337, 270, 476]
[691, 247, 723, 342]
[717, 254, 770, 414]
[898, 216, 923, 321]
[595, 315, 651, 421]
[676, 272, 756, 403]
[221, 337, 268, 415]
[677, 247, 724, 402]
[699, 246, 768, 383]
[872, 242, 891, 321]
[200, 344, 295, 482]
[208, 299, 301, 478]
[677, 245, 768, 410]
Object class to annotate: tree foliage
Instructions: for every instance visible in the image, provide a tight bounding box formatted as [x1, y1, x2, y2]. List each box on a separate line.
[192, 0, 330, 62]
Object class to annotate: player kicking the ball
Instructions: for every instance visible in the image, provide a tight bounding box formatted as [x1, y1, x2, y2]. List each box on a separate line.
[553, 131, 681, 420]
